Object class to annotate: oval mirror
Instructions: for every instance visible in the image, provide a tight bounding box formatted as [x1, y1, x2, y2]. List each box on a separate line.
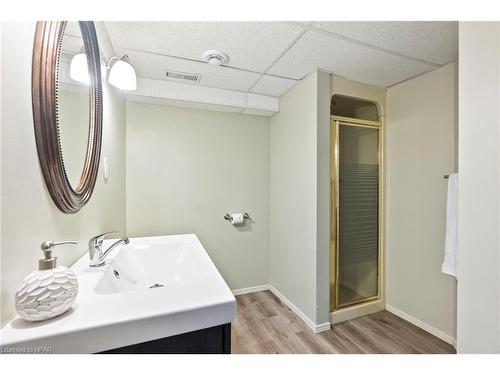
[32, 21, 103, 213]
[57, 22, 91, 188]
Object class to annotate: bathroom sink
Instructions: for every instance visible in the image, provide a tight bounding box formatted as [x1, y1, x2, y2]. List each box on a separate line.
[0, 234, 235, 353]
[95, 240, 204, 294]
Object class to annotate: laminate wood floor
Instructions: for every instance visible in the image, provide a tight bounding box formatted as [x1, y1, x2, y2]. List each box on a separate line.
[231, 291, 456, 354]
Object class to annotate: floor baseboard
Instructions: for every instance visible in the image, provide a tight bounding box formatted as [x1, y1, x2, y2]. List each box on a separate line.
[269, 285, 331, 333]
[232, 284, 331, 333]
[385, 304, 456, 348]
[232, 285, 270, 296]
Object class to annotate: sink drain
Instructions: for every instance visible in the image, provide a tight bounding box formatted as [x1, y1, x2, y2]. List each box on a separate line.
[149, 283, 164, 289]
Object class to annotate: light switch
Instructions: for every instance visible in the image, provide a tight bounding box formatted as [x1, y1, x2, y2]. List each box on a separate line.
[103, 157, 109, 183]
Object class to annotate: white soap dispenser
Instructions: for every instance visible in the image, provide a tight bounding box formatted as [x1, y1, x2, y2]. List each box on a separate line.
[14, 240, 79, 322]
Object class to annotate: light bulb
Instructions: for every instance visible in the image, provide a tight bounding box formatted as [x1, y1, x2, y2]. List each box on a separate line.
[108, 57, 137, 91]
[69, 53, 89, 85]
[207, 56, 223, 66]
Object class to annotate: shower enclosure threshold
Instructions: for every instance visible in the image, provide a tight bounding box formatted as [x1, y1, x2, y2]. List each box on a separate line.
[330, 299, 385, 324]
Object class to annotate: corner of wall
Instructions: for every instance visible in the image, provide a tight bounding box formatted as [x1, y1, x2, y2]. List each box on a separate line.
[315, 70, 332, 325]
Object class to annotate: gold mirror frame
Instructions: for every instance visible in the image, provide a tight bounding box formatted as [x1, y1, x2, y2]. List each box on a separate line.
[32, 21, 103, 214]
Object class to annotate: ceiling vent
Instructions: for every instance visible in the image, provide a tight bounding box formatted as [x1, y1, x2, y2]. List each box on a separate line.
[202, 50, 229, 66]
[165, 70, 201, 83]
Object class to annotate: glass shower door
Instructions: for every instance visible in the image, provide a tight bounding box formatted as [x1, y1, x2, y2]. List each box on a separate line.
[335, 122, 380, 308]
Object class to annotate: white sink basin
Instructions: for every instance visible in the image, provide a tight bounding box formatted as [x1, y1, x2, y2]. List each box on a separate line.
[95, 239, 205, 295]
[0, 234, 235, 353]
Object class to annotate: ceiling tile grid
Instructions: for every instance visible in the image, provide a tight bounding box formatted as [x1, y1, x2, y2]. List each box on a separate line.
[106, 21, 304, 73]
[312, 21, 458, 65]
[249, 75, 299, 97]
[267, 29, 438, 87]
[104, 21, 458, 111]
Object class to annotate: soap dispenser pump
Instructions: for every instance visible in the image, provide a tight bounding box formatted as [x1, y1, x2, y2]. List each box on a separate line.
[14, 240, 79, 322]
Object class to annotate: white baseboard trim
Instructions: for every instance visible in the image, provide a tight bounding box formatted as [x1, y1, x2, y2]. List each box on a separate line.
[232, 284, 330, 333]
[385, 304, 456, 348]
[314, 322, 332, 333]
[269, 285, 331, 333]
[232, 284, 270, 296]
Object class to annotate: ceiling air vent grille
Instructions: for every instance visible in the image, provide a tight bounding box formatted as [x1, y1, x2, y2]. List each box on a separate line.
[165, 70, 201, 83]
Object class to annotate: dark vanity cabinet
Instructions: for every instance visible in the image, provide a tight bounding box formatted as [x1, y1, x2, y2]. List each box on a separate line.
[100, 323, 231, 354]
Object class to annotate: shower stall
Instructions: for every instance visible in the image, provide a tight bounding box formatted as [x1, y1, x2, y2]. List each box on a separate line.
[330, 95, 383, 315]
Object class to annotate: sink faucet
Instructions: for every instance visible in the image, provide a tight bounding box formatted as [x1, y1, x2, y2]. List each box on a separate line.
[88, 231, 129, 267]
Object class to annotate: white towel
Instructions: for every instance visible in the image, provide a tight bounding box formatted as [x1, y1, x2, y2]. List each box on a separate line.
[442, 173, 458, 277]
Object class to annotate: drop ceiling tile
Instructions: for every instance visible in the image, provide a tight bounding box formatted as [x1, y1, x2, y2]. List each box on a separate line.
[247, 93, 279, 112]
[127, 95, 244, 114]
[106, 22, 305, 72]
[268, 30, 437, 87]
[242, 108, 275, 117]
[313, 21, 457, 65]
[123, 48, 260, 92]
[135, 78, 278, 113]
[250, 75, 298, 97]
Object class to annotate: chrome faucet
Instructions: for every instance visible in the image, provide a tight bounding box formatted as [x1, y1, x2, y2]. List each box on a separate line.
[88, 231, 129, 267]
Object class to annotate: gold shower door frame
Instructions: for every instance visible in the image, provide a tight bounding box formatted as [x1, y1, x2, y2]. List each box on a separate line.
[330, 116, 383, 311]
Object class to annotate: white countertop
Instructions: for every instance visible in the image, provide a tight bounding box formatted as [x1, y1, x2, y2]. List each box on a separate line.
[0, 234, 235, 353]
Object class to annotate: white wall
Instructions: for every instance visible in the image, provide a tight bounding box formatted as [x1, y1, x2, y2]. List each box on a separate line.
[0, 22, 127, 326]
[457, 22, 500, 353]
[269, 71, 321, 325]
[126, 102, 270, 290]
[316, 71, 332, 325]
[386, 62, 457, 342]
